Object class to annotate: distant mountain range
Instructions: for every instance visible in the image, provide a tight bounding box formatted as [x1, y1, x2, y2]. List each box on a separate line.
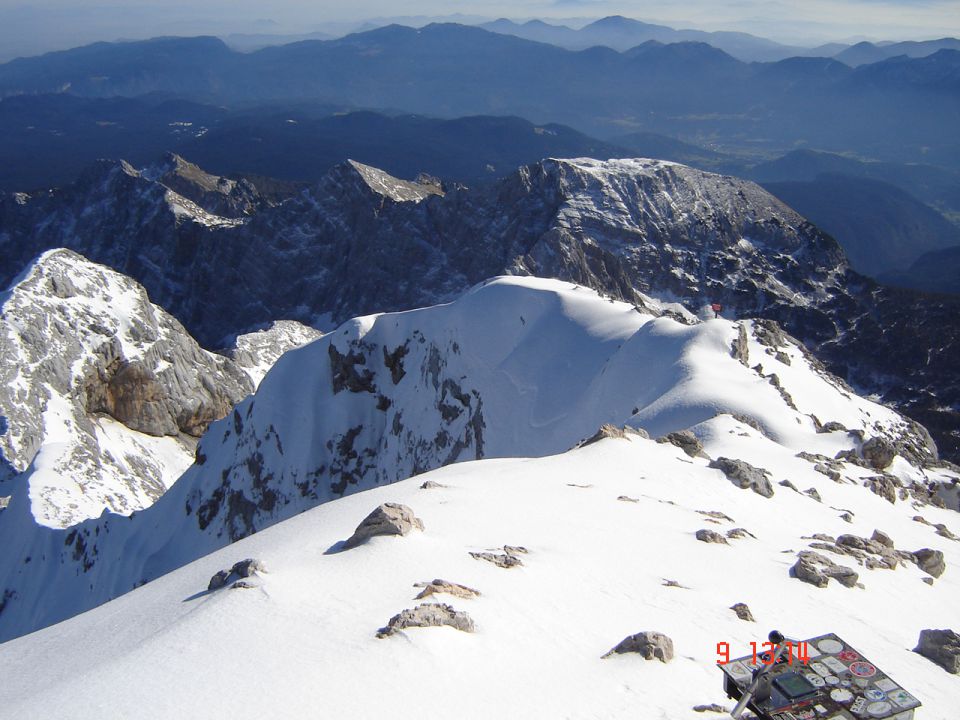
[479, 15, 829, 62]
[1, 25, 957, 168]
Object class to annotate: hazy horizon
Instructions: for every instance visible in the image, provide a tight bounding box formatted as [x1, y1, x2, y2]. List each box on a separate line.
[1, 1, 959, 62]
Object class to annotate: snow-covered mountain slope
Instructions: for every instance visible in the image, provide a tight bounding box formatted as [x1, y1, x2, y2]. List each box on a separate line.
[227, 320, 326, 388]
[0, 249, 252, 527]
[1, 429, 957, 719]
[0, 277, 952, 644]
[2, 155, 957, 461]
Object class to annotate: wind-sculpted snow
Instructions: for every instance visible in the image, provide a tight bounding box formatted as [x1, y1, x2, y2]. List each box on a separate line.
[0, 277, 950, 643]
[0, 249, 253, 527]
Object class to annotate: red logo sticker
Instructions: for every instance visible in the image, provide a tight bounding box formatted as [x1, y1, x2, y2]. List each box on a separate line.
[837, 650, 859, 662]
[849, 662, 877, 678]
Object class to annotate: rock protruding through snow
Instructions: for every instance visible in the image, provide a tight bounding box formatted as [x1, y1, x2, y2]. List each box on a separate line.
[376, 603, 474, 638]
[708, 457, 774, 498]
[602, 631, 674, 662]
[914, 629, 960, 674]
[343, 503, 424, 549]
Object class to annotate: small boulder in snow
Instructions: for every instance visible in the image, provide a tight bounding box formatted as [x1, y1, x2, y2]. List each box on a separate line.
[730, 603, 755, 622]
[914, 629, 960, 674]
[376, 603, 475, 638]
[206, 558, 267, 591]
[419, 480, 447, 490]
[580, 423, 649, 448]
[696, 529, 729, 545]
[344, 503, 424, 549]
[871, 529, 894, 548]
[470, 551, 523, 568]
[414, 579, 481, 600]
[602, 631, 674, 662]
[914, 548, 946, 578]
[709, 457, 774, 498]
[861, 437, 896, 470]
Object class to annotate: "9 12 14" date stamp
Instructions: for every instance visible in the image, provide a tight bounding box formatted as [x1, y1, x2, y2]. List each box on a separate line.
[716, 641, 811, 666]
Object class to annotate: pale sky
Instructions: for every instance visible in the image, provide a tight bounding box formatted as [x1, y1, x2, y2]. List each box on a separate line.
[1, 0, 959, 61]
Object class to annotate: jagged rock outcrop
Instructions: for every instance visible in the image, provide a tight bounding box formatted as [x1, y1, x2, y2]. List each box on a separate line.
[914, 548, 946, 578]
[658, 430, 705, 458]
[602, 631, 674, 662]
[708, 457, 774, 498]
[914, 629, 960, 674]
[207, 558, 267, 591]
[376, 603, 474, 638]
[0, 249, 252, 526]
[791, 550, 859, 588]
[343, 503, 424, 549]
[2, 156, 957, 459]
[413, 579, 481, 600]
[227, 320, 325, 388]
[696, 529, 729, 544]
[730, 603, 755, 622]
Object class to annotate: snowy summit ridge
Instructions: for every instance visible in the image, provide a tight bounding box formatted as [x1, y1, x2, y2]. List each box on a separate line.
[0, 276, 952, 646]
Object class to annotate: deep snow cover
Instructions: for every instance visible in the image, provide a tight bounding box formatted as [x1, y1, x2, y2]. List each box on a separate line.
[0, 276, 953, 649]
[0, 427, 957, 719]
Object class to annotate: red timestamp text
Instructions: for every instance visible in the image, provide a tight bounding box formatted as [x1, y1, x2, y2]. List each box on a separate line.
[716, 640, 811, 666]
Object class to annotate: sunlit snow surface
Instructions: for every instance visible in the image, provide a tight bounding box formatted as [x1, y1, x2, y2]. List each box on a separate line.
[1, 435, 957, 719]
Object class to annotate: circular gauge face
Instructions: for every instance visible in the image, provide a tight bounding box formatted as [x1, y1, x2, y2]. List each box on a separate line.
[867, 701, 893, 717]
[805, 674, 826, 688]
[830, 688, 854, 704]
[825, 675, 840, 686]
[818, 639, 844, 654]
[849, 662, 877, 678]
[840, 679, 852, 687]
[864, 688, 886, 701]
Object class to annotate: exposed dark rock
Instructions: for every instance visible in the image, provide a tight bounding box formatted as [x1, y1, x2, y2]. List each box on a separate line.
[694, 704, 728, 713]
[662, 579, 688, 588]
[914, 629, 960, 674]
[580, 423, 649, 447]
[727, 528, 756, 540]
[709, 457, 774, 498]
[231, 558, 266, 578]
[871, 529, 894, 548]
[328, 344, 377, 395]
[231, 580, 256, 590]
[914, 548, 946, 578]
[414, 579, 481, 600]
[207, 570, 231, 591]
[617, 495, 639, 503]
[865, 475, 899, 504]
[376, 603, 475, 638]
[420, 480, 447, 490]
[861, 437, 896, 470]
[779, 479, 799, 492]
[730, 603, 755, 622]
[731, 324, 750, 366]
[602, 631, 674, 662]
[820, 421, 848, 433]
[804, 488, 822, 502]
[696, 529, 729, 545]
[658, 430, 705, 458]
[343, 503, 424, 549]
[207, 557, 267, 591]
[698, 510, 735, 523]
[791, 550, 859, 588]
[470, 551, 523, 568]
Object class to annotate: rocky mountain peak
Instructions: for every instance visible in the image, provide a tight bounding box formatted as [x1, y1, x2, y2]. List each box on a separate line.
[0, 248, 253, 527]
[344, 159, 445, 202]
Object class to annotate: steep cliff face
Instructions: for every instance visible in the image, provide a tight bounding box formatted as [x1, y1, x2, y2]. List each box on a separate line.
[0, 156, 956, 458]
[0, 249, 252, 527]
[0, 277, 951, 644]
